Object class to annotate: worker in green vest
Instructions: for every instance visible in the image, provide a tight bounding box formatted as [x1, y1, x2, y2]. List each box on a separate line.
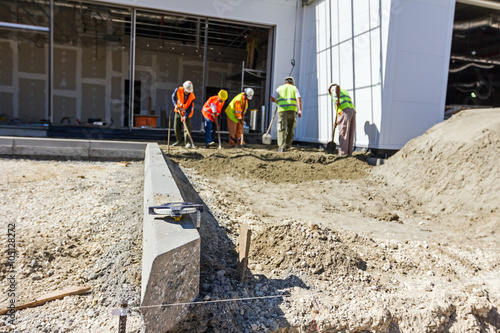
[270, 76, 302, 152]
[225, 88, 254, 148]
[328, 83, 356, 156]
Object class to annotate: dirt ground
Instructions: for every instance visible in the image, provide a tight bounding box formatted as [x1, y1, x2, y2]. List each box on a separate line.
[0, 108, 498, 332]
[162, 108, 500, 332]
[0, 159, 143, 332]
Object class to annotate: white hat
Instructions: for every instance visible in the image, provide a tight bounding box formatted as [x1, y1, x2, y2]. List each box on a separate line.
[244, 87, 254, 100]
[183, 80, 194, 93]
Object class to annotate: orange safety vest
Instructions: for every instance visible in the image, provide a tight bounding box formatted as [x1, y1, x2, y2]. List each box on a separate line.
[202, 96, 225, 122]
[175, 87, 195, 118]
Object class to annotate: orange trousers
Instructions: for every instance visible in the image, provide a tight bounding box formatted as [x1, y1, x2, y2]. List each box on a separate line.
[227, 119, 245, 147]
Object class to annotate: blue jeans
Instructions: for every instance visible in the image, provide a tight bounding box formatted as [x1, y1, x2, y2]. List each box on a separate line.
[204, 117, 217, 144]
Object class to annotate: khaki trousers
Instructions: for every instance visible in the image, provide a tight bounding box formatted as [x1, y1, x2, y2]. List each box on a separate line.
[277, 111, 297, 149]
[337, 107, 356, 156]
[174, 112, 192, 145]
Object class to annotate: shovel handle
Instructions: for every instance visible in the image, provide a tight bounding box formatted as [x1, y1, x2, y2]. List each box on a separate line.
[182, 118, 195, 148]
[265, 106, 278, 135]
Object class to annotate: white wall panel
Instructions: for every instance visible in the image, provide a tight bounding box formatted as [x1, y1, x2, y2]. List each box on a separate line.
[388, 101, 440, 147]
[380, 0, 455, 149]
[392, 52, 444, 103]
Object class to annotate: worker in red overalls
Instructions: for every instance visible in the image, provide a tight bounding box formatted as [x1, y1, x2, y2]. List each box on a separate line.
[172, 81, 196, 148]
[202, 90, 228, 148]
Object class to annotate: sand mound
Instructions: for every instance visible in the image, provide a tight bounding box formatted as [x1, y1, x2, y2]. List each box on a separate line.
[372, 109, 500, 215]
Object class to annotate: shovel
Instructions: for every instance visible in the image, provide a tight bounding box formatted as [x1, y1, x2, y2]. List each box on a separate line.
[182, 116, 196, 148]
[167, 109, 172, 154]
[214, 114, 222, 149]
[262, 106, 278, 145]
[326, 104, 338, 153]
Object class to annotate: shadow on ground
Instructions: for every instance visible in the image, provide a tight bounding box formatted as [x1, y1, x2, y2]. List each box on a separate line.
[165, 157, 307, 332]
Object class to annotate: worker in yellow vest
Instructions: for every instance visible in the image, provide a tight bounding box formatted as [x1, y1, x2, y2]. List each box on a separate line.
[202, 90, 228, 148]
[270, 77, 302, 152]
[171, 80, 195, 148]
[225, 88, 253, 148]
[328, 83, 356, 156]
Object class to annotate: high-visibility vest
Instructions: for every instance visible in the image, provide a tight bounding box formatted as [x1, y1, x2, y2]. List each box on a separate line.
[276, 84, 298, 112]
[202, 95, 225, 122]
[175, 87, 195, 118]
[225, 92, 247, 123]
[334, 88, 355, 114]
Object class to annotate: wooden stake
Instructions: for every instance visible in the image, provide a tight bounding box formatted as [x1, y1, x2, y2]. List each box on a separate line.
[0, 286, 90, 315]
[237, 224, 252, 282]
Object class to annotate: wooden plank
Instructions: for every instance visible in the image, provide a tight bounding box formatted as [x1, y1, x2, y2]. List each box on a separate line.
[0, 286, 90, 315]
[237, 224, 252, 282]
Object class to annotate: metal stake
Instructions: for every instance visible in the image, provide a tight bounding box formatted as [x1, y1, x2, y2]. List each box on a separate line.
[118, 299, 128, 333]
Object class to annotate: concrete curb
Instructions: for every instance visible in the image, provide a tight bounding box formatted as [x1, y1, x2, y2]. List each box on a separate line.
[141, 143, 200, 332]
[0, 136, 147, 160]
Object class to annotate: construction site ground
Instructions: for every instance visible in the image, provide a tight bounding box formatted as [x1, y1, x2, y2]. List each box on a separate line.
[0, 108, 499, 332]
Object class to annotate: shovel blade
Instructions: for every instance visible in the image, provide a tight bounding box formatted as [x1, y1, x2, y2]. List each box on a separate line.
[326, 141, 336, 153]
[262, 133, 272, 145]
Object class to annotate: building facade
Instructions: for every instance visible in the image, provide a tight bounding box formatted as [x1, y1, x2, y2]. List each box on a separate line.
[0, 0, 497, 149]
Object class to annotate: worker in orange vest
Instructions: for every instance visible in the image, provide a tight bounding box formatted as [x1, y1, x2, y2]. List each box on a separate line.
[171, 80, 196, 148]
[225, 88, 254, 148]
[202, 90, 228, 148]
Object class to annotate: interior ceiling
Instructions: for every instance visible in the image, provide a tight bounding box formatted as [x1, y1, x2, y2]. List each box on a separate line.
[447, 2, 500, 106]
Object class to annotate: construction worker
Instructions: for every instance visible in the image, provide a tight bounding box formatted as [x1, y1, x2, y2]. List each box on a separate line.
[202, 89, 228, 148]
[225, 88, 253, 148]
[270, 76, 302, 152]
[171, 80, 195, 148]
[328, 83, 356, 156]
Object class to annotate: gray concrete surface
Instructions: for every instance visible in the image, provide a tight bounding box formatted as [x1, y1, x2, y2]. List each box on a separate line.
[0, 136, 146, 160]
[141, 143, 200, 332]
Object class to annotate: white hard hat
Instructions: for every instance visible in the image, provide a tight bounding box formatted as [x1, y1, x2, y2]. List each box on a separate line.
[244, 87, 254, 100]
[285, 76, 295, 85]
[183, 80, 194, 93]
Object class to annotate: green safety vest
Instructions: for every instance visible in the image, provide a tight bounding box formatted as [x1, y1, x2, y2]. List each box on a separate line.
[225, 92, 247, 123]
[276, 84, 298, 112]
[332, 88, 355, 113]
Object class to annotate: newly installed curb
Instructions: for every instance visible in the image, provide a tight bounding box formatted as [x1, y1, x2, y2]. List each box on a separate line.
[0, 136, 147, 160]
[141, 143, 200, 332]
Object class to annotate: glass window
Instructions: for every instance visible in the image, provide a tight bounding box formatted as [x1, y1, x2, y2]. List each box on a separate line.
[338, 0, 352, 42]
[339, 41, 353, 90]
[354, 33, 372, 88]
[353, 0, 370, 36]
[52, 1, 131, 128]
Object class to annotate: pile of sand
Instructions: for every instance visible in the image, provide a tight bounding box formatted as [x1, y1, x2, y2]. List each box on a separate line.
[372, 109, 500, 216]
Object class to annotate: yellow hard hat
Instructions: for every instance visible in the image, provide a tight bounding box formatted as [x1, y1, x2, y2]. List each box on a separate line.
[218, 89, 228, 101]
